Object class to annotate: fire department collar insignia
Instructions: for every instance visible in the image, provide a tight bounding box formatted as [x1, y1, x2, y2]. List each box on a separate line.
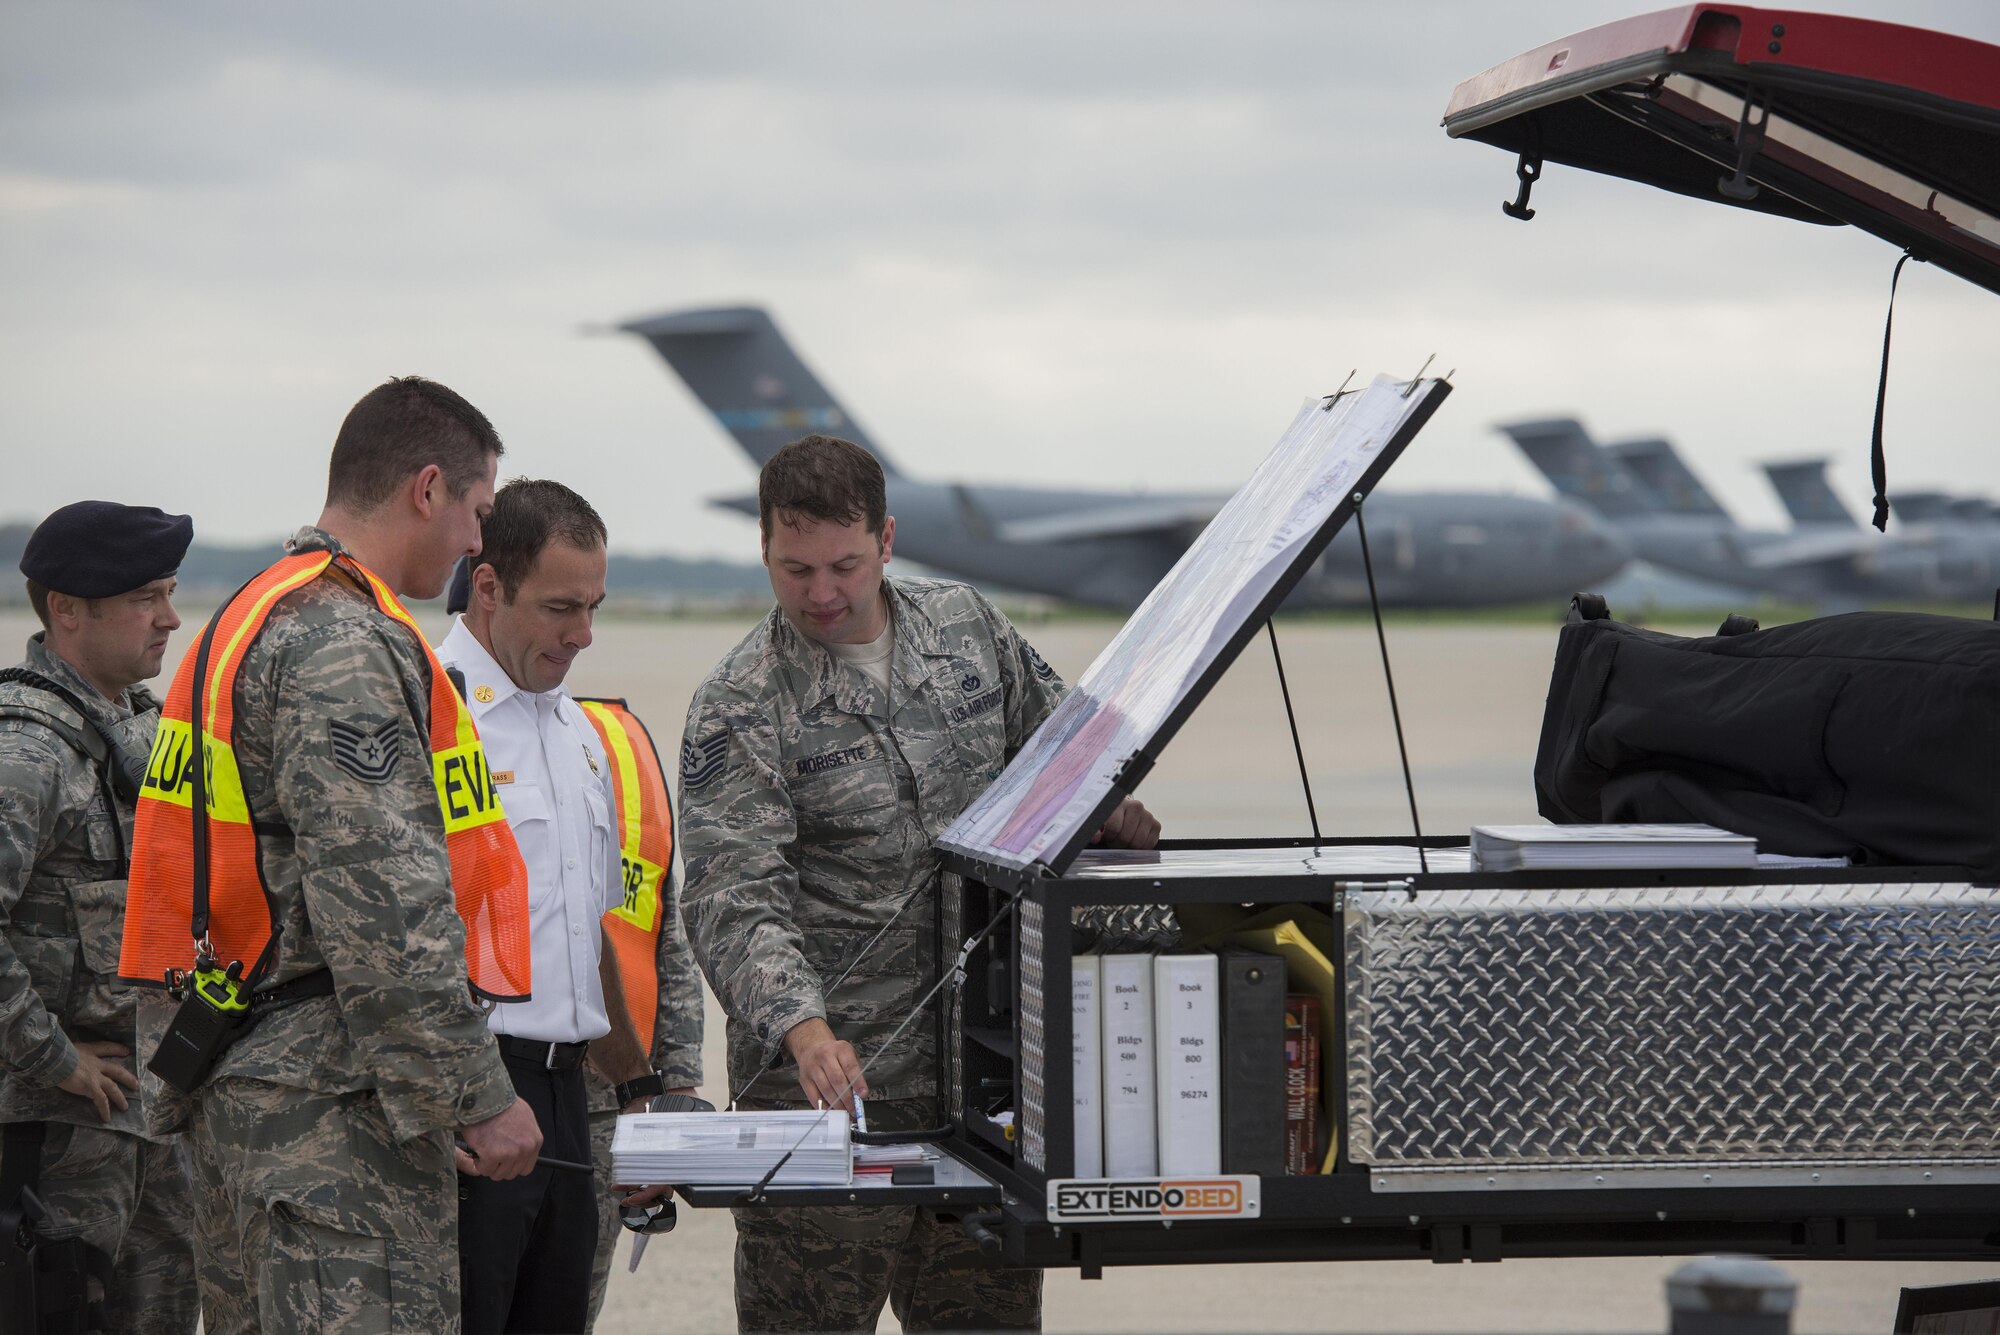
[473, 684, 495, 703]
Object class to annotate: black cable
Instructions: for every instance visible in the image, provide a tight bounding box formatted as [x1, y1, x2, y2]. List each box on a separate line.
[726, 715, 935, 1114]
[742, 880, 1029, 1201]
[1265, 620, 1320, 841]
[455, 1141, 593, 1174]
[1870, 251, 1917, 532]
[187, 611, 224, 949]
[1352, 500, 1428, 875]
[724, 882, 929, 1113]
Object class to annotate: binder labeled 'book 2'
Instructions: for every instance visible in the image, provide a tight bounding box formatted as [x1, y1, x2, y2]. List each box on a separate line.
[1101, 954, 1158, 1177]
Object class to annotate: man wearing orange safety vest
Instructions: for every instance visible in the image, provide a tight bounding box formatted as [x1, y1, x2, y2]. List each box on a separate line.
[435, 479, 674, 1335]
[121, 377, 543, 1332]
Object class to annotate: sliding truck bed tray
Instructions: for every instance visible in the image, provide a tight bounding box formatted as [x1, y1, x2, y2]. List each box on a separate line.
[672, 1152, 1006, 1211]
[935, 839, 2000, 1273]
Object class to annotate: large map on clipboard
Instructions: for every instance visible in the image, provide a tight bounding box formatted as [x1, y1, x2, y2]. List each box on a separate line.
[938, 372, 1451, 877]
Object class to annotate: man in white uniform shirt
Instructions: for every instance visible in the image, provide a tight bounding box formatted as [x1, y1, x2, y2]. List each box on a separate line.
[438, 479, 651, 1335]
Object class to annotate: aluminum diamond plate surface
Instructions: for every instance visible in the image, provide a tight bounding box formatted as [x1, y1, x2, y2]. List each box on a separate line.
[1020, 899, 1047, 1171]
[1345, 882, 2000, 1166]
[943, 875, 965, 1122]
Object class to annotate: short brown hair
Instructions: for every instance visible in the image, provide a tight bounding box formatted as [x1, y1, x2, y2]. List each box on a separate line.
[758, 435, 886, 539]
[326, 376, 504, 513]
[24, 578, 52, 631]
[477, 478, 607, 600]
[23, 579, 108, 631]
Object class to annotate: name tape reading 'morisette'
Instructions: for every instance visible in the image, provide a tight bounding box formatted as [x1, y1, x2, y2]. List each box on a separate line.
[1046, 1177, 1261, 1223]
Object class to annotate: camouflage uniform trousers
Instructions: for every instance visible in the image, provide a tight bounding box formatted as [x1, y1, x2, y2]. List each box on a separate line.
[583, 1105, 624, 1327]
[12, 1121, 198, 1334]
[187, 1077, 459, 1335]
[730, 1096, 1040, 1335]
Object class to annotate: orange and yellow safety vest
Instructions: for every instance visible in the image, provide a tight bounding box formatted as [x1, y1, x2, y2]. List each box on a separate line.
[120, 548, 533, 1002]
[576, 697, 674, 1050]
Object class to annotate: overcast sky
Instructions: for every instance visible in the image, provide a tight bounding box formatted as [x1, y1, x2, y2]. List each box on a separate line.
[3, 0, 1995, 557]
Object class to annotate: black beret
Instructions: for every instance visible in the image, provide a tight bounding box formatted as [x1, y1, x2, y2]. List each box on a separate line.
[21, 501, 194, 598]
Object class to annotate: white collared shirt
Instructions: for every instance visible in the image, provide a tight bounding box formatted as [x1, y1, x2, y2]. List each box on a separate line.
[438, 616, 621, 1044]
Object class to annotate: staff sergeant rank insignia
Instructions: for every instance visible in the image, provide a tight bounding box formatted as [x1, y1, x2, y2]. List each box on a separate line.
[1027, 644, 1056, 681]
[681, 729, 729, 789]
[329, 716, 401, 783]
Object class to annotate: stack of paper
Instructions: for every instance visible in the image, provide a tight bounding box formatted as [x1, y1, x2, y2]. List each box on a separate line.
[1756, 851, 1850, 869]
[611, 1110, 852, 1186]
[1471, 823, 1758, 871]
[853, 1142, 931, 1172]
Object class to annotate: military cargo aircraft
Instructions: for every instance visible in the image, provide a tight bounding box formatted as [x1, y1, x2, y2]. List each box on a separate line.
[1769, 462, 2000, 549]
[616, 306, 1631, 610]
[1502, 417, 1992, 605]
[1763, 458, 1862, 529]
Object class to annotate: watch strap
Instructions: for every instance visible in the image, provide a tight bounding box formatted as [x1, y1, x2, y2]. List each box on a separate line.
[616, 1072, 667, 1106]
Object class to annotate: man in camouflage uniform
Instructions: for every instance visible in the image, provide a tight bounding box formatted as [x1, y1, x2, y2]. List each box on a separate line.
[138, 379, 542, 1334]
[0, 500, 198, 1334]
[680, 435, 1158, 1334]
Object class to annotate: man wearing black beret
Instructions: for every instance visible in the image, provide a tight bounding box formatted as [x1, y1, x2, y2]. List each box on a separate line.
[0, 500, 197, 1332]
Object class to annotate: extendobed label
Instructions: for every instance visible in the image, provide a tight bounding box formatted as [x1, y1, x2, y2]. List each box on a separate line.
[1046, 1177, 1262, 1223]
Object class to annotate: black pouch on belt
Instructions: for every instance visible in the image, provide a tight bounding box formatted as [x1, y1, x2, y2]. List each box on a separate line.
[147, 962, 253, 1095]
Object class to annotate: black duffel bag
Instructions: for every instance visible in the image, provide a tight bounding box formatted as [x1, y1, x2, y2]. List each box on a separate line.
[1534, 596, 2000, 876]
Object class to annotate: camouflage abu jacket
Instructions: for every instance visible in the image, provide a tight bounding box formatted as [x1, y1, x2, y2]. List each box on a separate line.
[0, 635, 162, 1136]
[140, 527, 515, 1142]
[679, 577, 1065, 1102]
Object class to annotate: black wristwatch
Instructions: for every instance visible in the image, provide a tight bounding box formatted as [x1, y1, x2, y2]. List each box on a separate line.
[616, 1072, 666, 1106]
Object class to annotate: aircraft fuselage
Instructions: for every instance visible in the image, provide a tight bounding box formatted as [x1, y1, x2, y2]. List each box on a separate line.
[873, 481, 1629, 610]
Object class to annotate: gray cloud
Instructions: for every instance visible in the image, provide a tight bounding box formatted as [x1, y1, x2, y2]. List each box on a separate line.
[2, 0, 1995, 554]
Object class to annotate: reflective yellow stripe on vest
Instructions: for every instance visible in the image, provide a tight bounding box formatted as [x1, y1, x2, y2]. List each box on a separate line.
[580, 699, 663, 933]
[435, 702, 509, 836]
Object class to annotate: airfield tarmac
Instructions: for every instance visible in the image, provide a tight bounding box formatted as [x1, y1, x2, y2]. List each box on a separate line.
[575, 612, 1993, 1335]
[15, 605, 1990, 1333]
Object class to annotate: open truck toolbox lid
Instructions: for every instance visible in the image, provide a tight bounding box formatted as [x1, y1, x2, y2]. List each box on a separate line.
[936, 373, 1450, 882]
[1442, 5, 2000, 296]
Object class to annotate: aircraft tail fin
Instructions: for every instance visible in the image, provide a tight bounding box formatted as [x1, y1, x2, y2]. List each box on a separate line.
[1607, 437, 1734, 524]
[1763, 459, 1859, 528]
[1890, 491, 1955, 524]
[1496, 418, 1653, 518]
[617, 306, 900, 476]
